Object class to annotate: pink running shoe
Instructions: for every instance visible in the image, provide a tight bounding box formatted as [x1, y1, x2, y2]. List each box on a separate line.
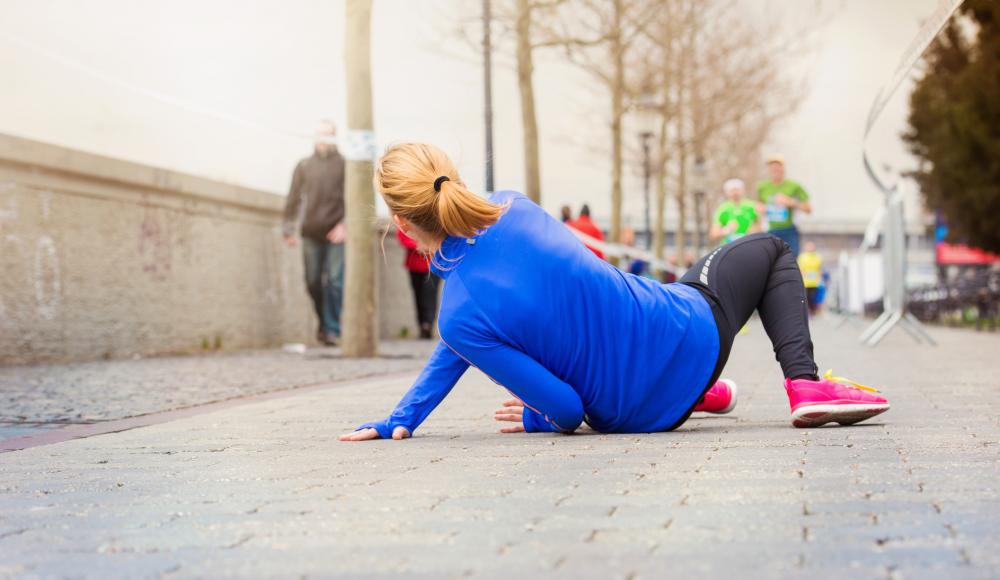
[785, 370, 890, 428]
[693, 379, 738, 414]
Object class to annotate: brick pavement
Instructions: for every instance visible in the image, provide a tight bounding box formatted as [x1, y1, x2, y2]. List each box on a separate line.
[0, 319, 997, 578]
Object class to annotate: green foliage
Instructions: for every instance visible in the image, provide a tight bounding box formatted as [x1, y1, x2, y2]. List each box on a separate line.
[904, 0, 1000, 252]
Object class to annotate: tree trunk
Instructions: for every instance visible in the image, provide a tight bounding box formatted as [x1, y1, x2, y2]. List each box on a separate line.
[653, 115, 669, 272]
[609, 0, 625, 254]
[653, 10, 674, 274]
[675, 75, 688, 267]
[342, 0, 377, 357]
[516, 0, 541, 204]
[674, 0, 695, 268]
[675, 147, 688, 267]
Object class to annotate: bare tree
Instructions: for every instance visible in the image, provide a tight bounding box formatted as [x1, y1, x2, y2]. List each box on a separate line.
[512, 0, 573, 204]
[451, 0, 569, 205]
[533, 0, 661, 254]
[635, 0, 815, 267]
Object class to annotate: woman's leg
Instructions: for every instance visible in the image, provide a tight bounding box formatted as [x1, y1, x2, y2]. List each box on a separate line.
[684, 234, 889, 428]
[683, 233, 818, 380]
[752, 239, 818, 379]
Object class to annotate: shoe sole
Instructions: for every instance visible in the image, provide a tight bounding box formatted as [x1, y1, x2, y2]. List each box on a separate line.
[717, 379, 738, 414]
[791, 403, 890, 428]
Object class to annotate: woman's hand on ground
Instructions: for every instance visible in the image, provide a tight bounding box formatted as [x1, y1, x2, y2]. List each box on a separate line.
[494, 398, 526, 433]
[338, 426, 410, 441]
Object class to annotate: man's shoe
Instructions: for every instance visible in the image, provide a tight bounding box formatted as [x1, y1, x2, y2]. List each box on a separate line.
[317, 331, 339, 346]
[693, 379, 738, 414]
[785, 370, 890, 428]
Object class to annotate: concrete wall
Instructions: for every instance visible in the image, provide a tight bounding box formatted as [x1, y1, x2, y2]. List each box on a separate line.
[0, 134, 422, 366]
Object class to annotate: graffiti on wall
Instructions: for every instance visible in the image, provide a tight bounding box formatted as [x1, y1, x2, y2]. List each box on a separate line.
[0, 186, 62, 323]
[138, 206, 172, 280]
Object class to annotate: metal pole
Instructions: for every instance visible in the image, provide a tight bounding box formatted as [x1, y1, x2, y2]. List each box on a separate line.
[483, 0, 495, 193]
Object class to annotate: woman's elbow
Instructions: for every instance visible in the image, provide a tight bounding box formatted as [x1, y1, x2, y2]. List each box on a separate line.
[548, 404, 584, 433]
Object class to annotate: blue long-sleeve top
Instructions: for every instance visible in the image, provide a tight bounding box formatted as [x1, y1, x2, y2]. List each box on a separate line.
[360, 191, 719, 437]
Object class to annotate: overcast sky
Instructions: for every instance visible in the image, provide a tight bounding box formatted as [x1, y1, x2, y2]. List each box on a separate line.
[0, 0, 942, 229]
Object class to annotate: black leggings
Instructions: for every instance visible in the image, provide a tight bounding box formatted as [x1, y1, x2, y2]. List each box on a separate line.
[672, 233, 818, 426]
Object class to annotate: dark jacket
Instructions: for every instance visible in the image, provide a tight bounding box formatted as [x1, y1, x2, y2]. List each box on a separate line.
[283, 149, 346, 241]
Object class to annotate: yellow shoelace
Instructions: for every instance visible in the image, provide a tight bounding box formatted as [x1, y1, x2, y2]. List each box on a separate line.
[823, 369, 881, 393]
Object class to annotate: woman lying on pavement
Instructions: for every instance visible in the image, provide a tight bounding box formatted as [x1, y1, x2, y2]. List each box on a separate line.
[340, 143, 889, 442]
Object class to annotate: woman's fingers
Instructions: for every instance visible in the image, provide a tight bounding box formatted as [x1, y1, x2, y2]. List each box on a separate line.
[338, 427, 411, 442]
[494, 413, 522, 422]
[338, 428, 380, 442]
[496, 403, 524, 415]
[500, 425, 526, 434]
[501, 399, 523, 407]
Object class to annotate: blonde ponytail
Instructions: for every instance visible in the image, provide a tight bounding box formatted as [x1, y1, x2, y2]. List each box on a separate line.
[374, 143, 505, 251]
[435, 178, 504, 238]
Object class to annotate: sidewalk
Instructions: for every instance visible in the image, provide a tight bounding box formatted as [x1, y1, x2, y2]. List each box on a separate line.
[0, 341, 434, 439]
[0, 319, 998, 578]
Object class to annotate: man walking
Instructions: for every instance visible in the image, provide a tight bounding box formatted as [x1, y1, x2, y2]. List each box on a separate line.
[757, 154, 811, 256]
[283, 120, 346, 346]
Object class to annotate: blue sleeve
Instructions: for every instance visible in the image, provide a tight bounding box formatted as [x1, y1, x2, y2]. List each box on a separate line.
[522, 407, 563, 433]
[357, 340, 469, 438]
[445, 321, 583, 434]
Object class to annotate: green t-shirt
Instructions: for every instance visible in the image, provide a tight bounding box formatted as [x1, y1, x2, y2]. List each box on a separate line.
[714, 200, 758, 243]
[757, 179, 808, 230]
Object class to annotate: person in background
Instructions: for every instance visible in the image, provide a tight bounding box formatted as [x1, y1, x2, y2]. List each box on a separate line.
[710, 178, 760, 245]
[621, 225, 648, 277]
[757, 154, 811, 256]
[569, 204, 605, 260]
[283, 120, 346, 346]
[815, 269, 830, 314]
[560, 205, 573, 223]
[397, 228, 440, 339]
[798, 241, 823, 315]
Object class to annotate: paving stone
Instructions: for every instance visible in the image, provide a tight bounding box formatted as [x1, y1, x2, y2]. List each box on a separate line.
[0, 319, 997, 577]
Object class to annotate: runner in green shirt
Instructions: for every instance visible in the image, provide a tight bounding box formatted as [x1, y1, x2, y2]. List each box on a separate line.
[756, 154, 812, 256]
[711, 178, 761, 245]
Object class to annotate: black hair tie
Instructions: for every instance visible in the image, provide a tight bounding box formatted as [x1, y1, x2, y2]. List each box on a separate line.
[433, 175, 450, 192]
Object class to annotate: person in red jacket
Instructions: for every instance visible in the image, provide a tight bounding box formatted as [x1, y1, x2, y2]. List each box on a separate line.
[568, 204, 605, 260]
[397, 228, 441, 339]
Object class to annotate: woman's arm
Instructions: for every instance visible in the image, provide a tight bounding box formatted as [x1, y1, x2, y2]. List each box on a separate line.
[447, 323, 584, 434]
[340, 340, 469, 441]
